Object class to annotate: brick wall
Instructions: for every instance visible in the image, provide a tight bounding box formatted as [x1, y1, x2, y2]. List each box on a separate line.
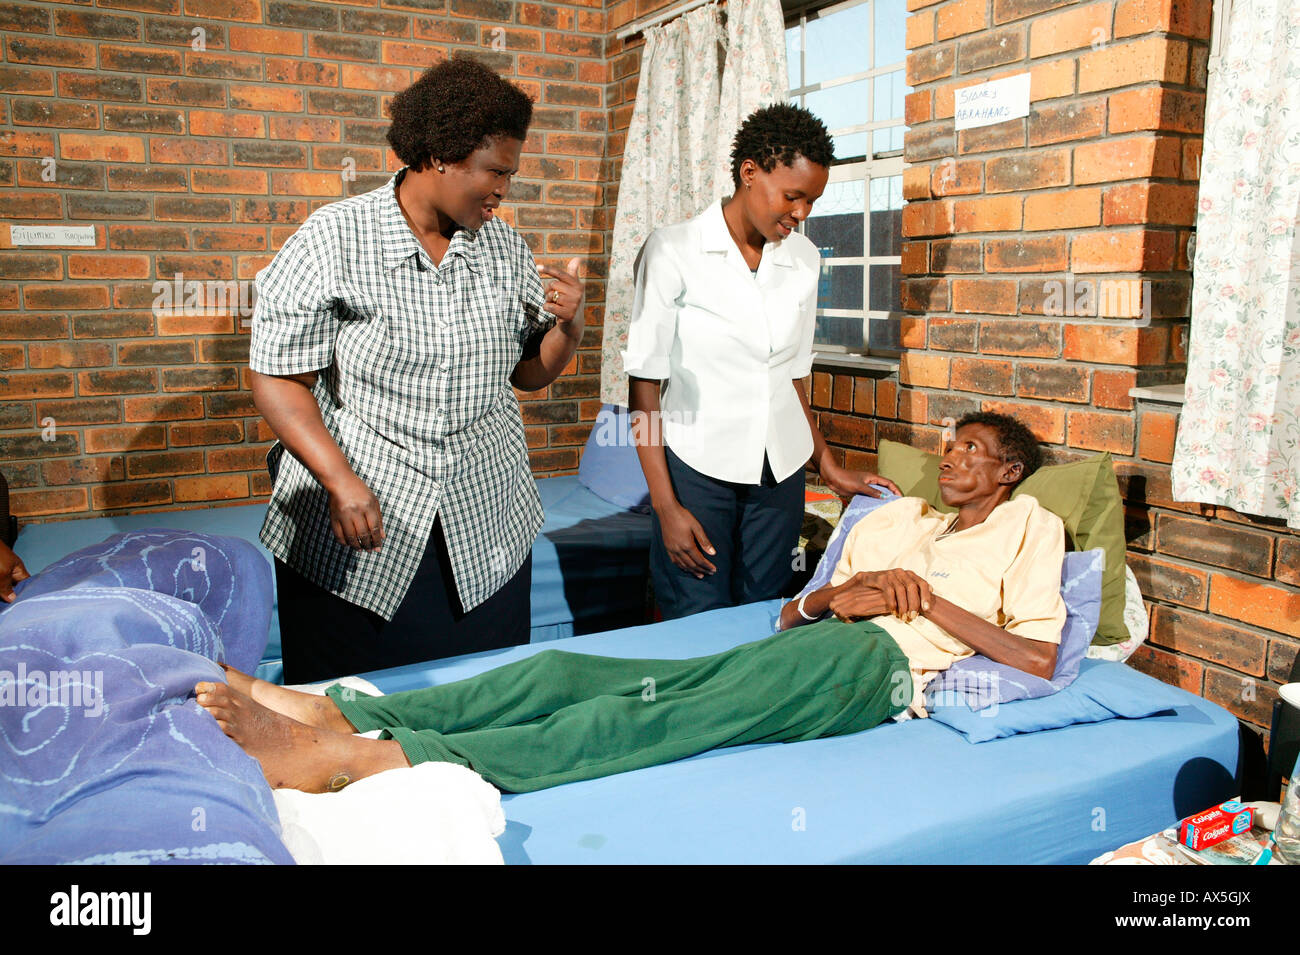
[805, 0, 1298, 747]
[0, 0, 609, 521]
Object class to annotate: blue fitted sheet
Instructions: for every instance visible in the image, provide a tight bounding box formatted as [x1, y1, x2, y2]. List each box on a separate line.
[361, 601, 1241, 864]
[12, 476, 653, 673]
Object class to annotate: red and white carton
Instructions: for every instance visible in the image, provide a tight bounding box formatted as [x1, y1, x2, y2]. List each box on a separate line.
[1178, 800, 1254, 851]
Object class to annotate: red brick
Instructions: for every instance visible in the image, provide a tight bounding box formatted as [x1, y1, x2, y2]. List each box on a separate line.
[1209, 575, 1300, 638]
[979, 400, 1065, 443]
[930, 159, 982, 197]
[1029, 99, 1107, 146]
[175, 474, 249, 502]
[952, 196, 1021, 233]
[898, 354, 950, 388]
[1068, 410, 1135, 454]
[1138, 409, 1177, 463]
[1092, 369, 1136, 410]
[126, 451, 206, 479]
[168, 421, 244, 446]
[1071, 230, 1177, 273]
[1130, 553, 1208, 608]
[1128, 643, 1203, 694]
[1114, 0, 1214, 40]
[1102, 182, 1199, 226]
[92, 480, 172, 511]
[979, 320, 1061, 357]
[1016, 363, 1090, 402]
[937, 0, 986, 40]
[1108, 87, 1205, 134]
[1204, 667, 1275, 729]
[1157, 514, 1274, 578]
[951, 278, 1018, 315]
[1029, 2, 1111, 58]
[0, 372, 74, 399]
[1078, 36, 1189, 93]
[1023, 187, 1102, 231]
[10, 488, 89, 518]
[951, 358, 1015, 395]
[1074, 136, 1182, 184]
[984, 150, 1070, 193]
[1278, 539, 1300, 587]
[985, 236, 1069, 272]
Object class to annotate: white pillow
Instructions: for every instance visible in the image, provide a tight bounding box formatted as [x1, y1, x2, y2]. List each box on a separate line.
[1085, 565, 1149, 663]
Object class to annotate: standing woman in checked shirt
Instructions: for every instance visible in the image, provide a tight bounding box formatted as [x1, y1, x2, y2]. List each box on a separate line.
[249, 59, 584, 683]
[625, 104, 899, 621]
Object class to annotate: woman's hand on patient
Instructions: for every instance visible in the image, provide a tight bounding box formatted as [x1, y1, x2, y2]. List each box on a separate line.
[657, 502, 716, 578]
[820, 459, 901, 500]
[327, 472, 385, 552]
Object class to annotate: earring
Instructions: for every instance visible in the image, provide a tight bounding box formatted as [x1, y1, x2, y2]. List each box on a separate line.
[437, 165, 445, 173]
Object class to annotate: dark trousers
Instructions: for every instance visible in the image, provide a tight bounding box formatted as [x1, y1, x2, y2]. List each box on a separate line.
[275, 516, 532, 684]
[650, 447, 804, 620]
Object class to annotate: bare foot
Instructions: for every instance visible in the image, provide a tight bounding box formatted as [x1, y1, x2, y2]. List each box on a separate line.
[195, 681, 408, 793]
[219, 664, 354, 735]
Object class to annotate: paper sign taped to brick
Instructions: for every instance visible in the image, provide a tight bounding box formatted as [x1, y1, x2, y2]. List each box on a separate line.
[11, 225, 97, 246]
[954, 73, 1031, 131]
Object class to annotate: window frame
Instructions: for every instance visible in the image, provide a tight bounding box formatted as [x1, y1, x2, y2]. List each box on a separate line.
[785, 0, 908, 359]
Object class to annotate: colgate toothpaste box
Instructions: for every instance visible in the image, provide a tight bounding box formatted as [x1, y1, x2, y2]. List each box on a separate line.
[1178, 800, 1254, 851]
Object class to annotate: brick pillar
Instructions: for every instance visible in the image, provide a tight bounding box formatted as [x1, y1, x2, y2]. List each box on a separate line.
[892, 0, 1300, 745]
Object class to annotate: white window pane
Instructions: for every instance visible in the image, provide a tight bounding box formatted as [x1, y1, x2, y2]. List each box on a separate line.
[786, 25, 802, 90]
[873, 125, 905, 156]
[833, 130, 867, 161]
[805, 3, 872, 86]
[873, 70, 905, 122]
[868, 175, 903, 256]
[874, 0, 907, 68]
[805, 78, 869, 136]
[818, 265, 864, 310]
[869, 263, 901, 312]
[806, 179, 865, 257]
[816, 316, 865, 350]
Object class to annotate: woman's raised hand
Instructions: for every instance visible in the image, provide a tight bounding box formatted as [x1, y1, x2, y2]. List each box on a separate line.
[326, 472, 385, 552]
[539, 257, 584, 328]
[657, 502, 717, 579]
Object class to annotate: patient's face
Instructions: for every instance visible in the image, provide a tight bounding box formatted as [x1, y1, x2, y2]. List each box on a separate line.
[937, 423, 1016, 507]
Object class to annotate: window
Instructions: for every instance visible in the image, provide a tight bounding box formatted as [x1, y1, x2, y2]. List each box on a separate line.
[786, 0, 907, 355]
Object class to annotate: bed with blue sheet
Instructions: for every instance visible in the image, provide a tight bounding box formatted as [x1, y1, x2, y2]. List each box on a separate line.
[11, 478, 651, 681]
[0, 528, 1239, 864]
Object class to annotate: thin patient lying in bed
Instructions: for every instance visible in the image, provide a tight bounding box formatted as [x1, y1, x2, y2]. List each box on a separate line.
[196, 412, 1066, 794]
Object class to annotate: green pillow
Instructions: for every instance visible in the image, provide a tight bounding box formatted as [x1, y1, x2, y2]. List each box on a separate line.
[877, 439, 1128, 645]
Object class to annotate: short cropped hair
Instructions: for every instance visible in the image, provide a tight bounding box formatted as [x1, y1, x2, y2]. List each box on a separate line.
[386, 57, 533, 171]
[956, 411, 1043, 483]
[729, 103, 834, 187]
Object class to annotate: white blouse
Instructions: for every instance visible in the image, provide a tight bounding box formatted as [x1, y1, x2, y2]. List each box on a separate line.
[622, 200, 821, 485]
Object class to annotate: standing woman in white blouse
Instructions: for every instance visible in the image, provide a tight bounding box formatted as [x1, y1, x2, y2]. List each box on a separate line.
[624, 104, 900, 620]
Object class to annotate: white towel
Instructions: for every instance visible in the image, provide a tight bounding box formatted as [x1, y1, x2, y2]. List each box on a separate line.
[272, 676, 506, 864]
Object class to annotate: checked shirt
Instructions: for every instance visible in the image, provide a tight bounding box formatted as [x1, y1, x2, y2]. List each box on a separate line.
[249, 167, 554, 619]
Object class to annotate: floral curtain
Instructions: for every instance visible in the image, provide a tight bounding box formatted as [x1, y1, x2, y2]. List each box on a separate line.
[600, 0, 788, 406]
[1171, 0, 1300, 527]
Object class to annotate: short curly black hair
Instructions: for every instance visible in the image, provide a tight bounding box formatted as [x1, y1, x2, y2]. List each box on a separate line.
[729, 102, 834, 187]
[386, 56, 533, 171]
[956, 411, 1043, 484]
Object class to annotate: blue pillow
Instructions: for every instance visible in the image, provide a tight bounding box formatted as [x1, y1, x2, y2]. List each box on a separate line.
[927, 548, 1104, 710]
[926, 658, 1184, 743]
[577, 404, 651, 512]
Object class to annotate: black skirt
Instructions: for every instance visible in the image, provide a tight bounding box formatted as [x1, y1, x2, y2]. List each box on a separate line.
[274, 514, 533, 685]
